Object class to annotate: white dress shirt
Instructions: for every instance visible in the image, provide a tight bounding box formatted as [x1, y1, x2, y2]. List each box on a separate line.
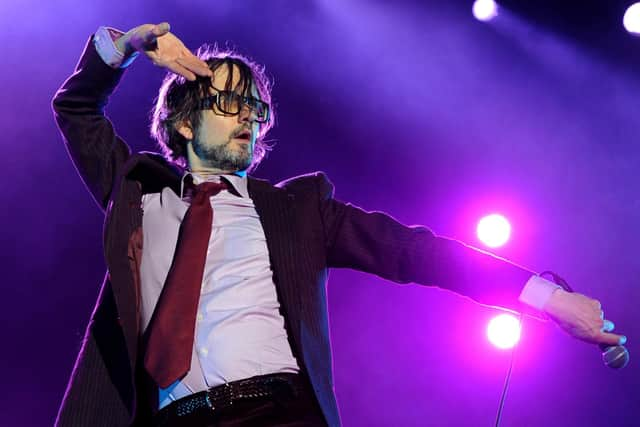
[140, 174, 300, 408]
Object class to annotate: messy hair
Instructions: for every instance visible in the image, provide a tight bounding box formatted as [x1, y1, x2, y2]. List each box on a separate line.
[150, 44, 274, 172]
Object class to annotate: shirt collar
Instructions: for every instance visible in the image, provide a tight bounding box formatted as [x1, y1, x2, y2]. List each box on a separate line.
[180, 171, 249, 199]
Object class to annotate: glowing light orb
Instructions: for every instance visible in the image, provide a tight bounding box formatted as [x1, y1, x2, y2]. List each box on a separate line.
[487, 314, 521, 349]
[623, 3, 640, 34]
[476, 214, 511, 248]
[473, 0, 499, 22]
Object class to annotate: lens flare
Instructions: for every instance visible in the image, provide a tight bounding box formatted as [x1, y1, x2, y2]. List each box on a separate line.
[623, 3, 640, 34]
[487, 314, 521, 349]
[476, 214, 511, 248]
[473, 0, 499, 22]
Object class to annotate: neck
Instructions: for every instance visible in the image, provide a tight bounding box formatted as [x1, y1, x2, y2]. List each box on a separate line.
[187, 161, 247, 179]
[186, 149, 235, 177]
[185, 143, 247, 178]
[189, 165, 230, 178]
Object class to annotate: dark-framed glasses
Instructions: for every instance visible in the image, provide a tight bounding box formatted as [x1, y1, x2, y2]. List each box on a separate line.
[200, 89, 270, 123]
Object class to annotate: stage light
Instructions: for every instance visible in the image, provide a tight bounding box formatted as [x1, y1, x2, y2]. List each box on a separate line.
[623, 3, 640, 35]
[476, 214, 511, 248]
[487, 314, 521, 349]
[472, 0, 499, 22]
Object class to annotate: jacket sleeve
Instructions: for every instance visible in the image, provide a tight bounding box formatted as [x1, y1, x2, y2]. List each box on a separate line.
[315, 172, 539, 315]
[52, 35, 132, 211]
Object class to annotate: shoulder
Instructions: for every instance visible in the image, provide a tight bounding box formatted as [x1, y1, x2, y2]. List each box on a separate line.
[138, 150, 174, 165]
[125, 151, 184, 193]
[275, 171, 335, 200]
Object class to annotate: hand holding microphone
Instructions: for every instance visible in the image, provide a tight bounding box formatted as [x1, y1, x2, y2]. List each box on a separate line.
[541, 283, 629, 369]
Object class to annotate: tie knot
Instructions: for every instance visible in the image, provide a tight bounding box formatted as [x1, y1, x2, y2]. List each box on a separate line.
[197, 181, 228, 195]
[192, 181, 228, 204]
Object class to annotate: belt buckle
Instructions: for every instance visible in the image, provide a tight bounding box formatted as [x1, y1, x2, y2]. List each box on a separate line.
[205, 382, 235, 413]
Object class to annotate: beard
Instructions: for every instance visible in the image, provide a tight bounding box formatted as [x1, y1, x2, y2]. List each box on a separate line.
[192, 137, 253, 171]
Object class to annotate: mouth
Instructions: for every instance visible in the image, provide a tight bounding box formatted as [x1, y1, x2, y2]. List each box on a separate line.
[233, 129, 252, 141]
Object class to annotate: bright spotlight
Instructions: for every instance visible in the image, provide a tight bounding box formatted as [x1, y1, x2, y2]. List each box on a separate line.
[623, 3, 640, 35]
[476, 214, 511, 248]
[473, 0, 499, 22]
[487, 314, 521, 349]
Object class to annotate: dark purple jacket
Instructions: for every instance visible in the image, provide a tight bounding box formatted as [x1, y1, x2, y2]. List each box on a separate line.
[52, 37, 535, 427]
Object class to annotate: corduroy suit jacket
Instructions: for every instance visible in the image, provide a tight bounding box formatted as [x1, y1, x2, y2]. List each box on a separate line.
[52, 37, 535, 427]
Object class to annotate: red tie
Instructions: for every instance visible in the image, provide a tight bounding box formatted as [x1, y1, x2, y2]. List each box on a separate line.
[144, 181, 228, 388]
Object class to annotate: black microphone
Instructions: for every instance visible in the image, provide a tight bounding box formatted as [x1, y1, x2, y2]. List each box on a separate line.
[540, 271, 630, 369]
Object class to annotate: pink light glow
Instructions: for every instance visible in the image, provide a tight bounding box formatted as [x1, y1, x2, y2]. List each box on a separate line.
[476, 214, 511, 248]
[487, 314, 521, 349]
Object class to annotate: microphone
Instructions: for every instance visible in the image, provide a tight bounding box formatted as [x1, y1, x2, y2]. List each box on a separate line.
[540, 271, 630, 369]
[599, 344, 630, 369]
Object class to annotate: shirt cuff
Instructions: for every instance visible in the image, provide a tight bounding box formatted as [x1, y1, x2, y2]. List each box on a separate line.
[518, 275, 562, 311]
[93, 26, 139, 69]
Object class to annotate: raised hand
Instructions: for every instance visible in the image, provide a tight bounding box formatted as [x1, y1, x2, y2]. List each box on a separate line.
[115, 22, 212, 81]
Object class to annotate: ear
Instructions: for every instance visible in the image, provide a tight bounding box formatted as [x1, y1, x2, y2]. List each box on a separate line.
[175, 121, 194, 141]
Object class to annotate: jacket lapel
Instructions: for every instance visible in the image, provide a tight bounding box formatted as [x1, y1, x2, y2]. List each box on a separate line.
[248, 178, 303, 348]
[103, 153, 183, 364]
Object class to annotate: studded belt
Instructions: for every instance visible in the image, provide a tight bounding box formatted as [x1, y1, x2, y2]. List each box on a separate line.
[152, 373, 304, 426]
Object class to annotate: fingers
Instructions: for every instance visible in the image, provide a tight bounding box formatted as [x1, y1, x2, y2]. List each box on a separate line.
[176, 55, 212, 78]
[165, 61, 197, 81]
[128, 22, 210, 81]
[143, 29, 212, 80]
[595, 318, 626, 346]
[154, 52, 211, 81]
[594, 331, 627, 347]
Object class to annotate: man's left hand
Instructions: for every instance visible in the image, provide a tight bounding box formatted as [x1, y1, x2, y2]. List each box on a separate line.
[543, 289, 627, 346]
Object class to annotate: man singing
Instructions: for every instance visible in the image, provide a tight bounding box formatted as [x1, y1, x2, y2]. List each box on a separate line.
[52, 22, 626, 427]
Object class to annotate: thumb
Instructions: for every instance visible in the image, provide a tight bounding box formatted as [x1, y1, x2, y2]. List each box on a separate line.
[142, 22, 170, 43]
[152, 22, 170, 37]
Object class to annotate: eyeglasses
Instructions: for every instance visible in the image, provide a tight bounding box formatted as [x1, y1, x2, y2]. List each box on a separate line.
[200, 88, 270, 123]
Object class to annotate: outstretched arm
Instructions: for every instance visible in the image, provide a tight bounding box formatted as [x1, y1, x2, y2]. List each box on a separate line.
[313, 172, 626, 348]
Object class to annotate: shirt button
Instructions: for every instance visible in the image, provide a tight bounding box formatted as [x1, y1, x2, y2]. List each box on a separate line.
[197, 313, 204, 322]
[199, 347, 208, 357]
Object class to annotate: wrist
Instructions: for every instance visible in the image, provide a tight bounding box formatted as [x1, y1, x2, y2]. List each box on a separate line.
[114, 33, 134, 57]
[542, 288, 567, 315]
[94, 26, 139, 69]
[519, 275, 562, 311]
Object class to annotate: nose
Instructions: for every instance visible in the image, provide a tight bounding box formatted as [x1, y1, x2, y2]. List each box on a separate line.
[238, 103, 259, 123]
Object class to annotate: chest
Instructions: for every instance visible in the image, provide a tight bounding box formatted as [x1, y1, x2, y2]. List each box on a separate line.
[140, 187, 269, 263]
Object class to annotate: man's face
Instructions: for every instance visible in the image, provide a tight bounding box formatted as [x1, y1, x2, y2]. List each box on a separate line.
[189, 64, 260, 172]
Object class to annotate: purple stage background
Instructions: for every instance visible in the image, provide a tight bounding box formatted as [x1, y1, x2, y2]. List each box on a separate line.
[1, 0, 639, 425]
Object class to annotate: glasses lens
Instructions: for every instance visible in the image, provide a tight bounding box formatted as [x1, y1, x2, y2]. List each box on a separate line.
[254, 101, 268, 123]
[217, 92, 241, 114]
[212, 91, 268, 122]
